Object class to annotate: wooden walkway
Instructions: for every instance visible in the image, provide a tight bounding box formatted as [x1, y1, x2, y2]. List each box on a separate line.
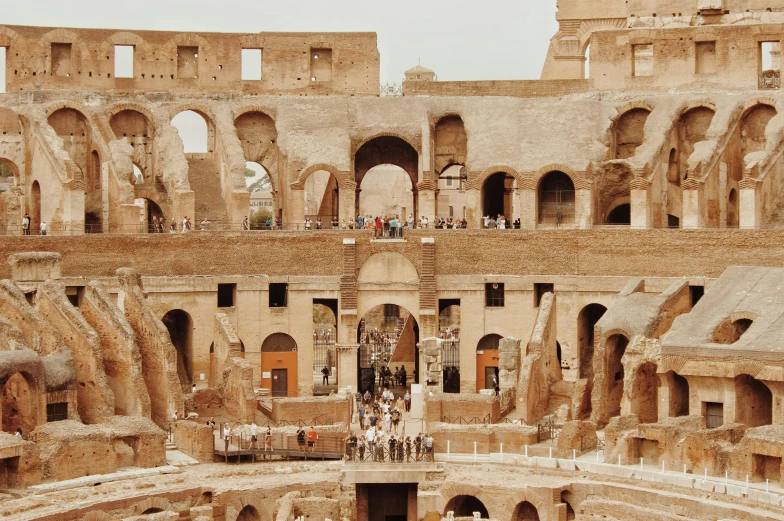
[213, 445, 343, 462]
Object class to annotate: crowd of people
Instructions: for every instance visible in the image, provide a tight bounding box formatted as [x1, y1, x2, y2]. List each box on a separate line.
[482, 214, 521, 229]
[347, 387, 431, 462]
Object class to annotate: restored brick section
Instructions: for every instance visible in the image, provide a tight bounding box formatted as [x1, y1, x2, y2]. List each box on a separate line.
[403, 79, 593, 98]
[419, 239, 436, 311]
[269, 395, 351, 425]
[340, 239, 357, 310]
[3, 230, 784, 279]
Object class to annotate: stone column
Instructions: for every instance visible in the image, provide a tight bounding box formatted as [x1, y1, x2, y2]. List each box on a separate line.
[739, 177, 761, 229]
[417, 180, 437, 224]
[519, 182, 536, 229]
[289, 188, 305, 230]
[498, 337, 521, 390]
[464, 187, 481, 229]
[420, 338, 442, 392]
[681, 179, 701, 229]
[336, 344, 360, 393]
[339, 182, 357, 226]
[630, 177, 652, 229]
[574, 186, 593, 229]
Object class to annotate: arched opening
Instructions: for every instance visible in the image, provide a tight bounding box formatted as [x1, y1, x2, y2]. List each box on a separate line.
[110, 109, 155, 183]
[561, 491, 576, 520]
[0, 158, 18, 188]
[304, 169, 340, 228]
[439, 303, 461, 393]
[357, 304, 419, 394]
[358, 166, 414, 227]
[246, 161, 275, 229]
[1, 373, 37, 434]
[631, 362, 659, 423]
[578, 304, 607, 379]
[605, 203, 631, 225]
[556, 341, 562, 366]
[585, 42, 591, 79]
[512, 501, 540, 521]
[141, 508, 164, 514]
[355, 136, 419, 221]
[678, 107, 715, 182]
[433, 116, 467, 174]
[712, 317, 753, 344]
[48, 108, 91, 176]
[30, 181, 41, 235]
[538, 171, 575, 226]
[727, 188, 738, 228]
[135, 198, 164, 233]
[437, 165, 467, 222]
[132, 164, 144, 184]
[161, 309, 193, 389]
[741, 104, 777, 157]
[85, 150, 102, 233]
[605, 333, 629, 420]
[667, 148, 679, 185]
[663, 371, 689, 417]
[235, 111, 278, 221]
[261, 333, 298, 397]
[613, 108, 650, 159]
[476, 334, 502, 392]
[171, 110, 211, 153]
[313, 302, 337, 389]
[443, 495, 489, 518]
[735, 374, 772, 427]
[482, 172, 514, 225]
[236, 505, 261, 521]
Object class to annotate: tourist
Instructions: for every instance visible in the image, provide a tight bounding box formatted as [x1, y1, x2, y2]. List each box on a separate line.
[21, 214, 30, 236]
[357, 435, 366, 461]
[358, 403, 366, 429]
[332, 217, 339, 229]
[305, 217, 312, 230]
[404, 436, 412, 461]
[404, 391, 411, 412]
[499, 215, 506, 229]
[407, 214, 414, 229]
[250, 422, 258, 449]
[391, 408, 401, 434]
[421, 215, 429, 229]
[356, 215, 363, 229]
[316, 217, 323, 230]
[296, 427, 306, 452]
[414, 433, 422, 461]
[242, 216, 249, 231]
[363, 389, 372, 405]
[388, 435, 397, 462]
[424, 433, 434, 460]
[321, 365, 330, 385]
[345, 432, 357, 460]
[307, 427, 318, 452]
[488, 216, 497, 229]
[15, 428, 22, 438]
[365, 426, 376, 454]
[199, 218, 210, 230]
[396, 395, 404, 412]
[170, 219, 177, 233]
[191, 383, 197, 393]
[375, 216, 382, 237]
[207, 417, 216, 429]
[172, 411, 179, 422]
[223, 424, 230, 446]
[40, 221, 47, 236]
[264, 427, 273, 451]
[514, 218, 521, 229]
[383, 409, 392, 433]
[400, 366, 407, 387]
[181, 216, 188, 233]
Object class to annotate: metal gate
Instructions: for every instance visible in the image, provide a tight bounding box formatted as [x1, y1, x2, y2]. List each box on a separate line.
[441, 340, 460, 393]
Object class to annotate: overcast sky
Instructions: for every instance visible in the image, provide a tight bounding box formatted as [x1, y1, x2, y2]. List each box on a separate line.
[1, 0, 558, 85]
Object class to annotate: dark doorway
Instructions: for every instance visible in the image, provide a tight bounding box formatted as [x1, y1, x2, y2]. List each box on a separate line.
[482, 172, 513, 221]
[271, 368, 288, 398]
[361, 483, 413, 521]
[606, 204, 631, 225]
[161, 309, 193, 389]
[484, 366, 498, 390]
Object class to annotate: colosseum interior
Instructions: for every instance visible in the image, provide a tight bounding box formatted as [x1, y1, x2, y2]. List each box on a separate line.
[2, 1, 784, 520]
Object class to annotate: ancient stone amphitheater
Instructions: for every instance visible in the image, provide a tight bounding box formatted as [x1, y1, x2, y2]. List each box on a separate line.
[1, 1, 784, 520]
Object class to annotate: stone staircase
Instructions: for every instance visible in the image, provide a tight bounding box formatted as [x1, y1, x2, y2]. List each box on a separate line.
[165, 438, 200, 467]
[187, 156, 229, 224]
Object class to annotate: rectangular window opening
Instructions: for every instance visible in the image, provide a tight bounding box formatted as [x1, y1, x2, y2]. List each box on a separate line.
[0, 47, 6, 94]
[761, 41, 780, 73]
[695, 41, 717, 75]
[114, 45, 134, 78]
[689, 285, 705, 308]
[485, 283, 504, 308]
[310, 48, 333, 82]
[46, 402, 68, 422]
[632, 44, 653, 77]
[217, 283, 237, 308]
[269, 283, 288, 308]
[65, 286, 84, 307]
[242, 48, 262, 80]
[534, 283, 554, 308]
[177, 46, 199, 79]
[705, 402, 724, 429]
[51, 43, 72, 77]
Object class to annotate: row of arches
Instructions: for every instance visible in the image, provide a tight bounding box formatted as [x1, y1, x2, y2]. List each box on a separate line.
[444, 494, 554, 521]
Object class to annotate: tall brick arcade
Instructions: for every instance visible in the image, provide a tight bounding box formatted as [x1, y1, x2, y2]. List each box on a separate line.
[2, 1, 784, 520]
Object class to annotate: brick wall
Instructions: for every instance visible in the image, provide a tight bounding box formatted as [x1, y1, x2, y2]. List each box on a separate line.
[425, 394, 499, 423]
[403, 79, 593, 98]
[172, 420, 215, 462]
[271, 395, 351, 425]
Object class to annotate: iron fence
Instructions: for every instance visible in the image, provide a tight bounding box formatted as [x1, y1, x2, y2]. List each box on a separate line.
[380, 83, 404, 96]
[313, 338, 336, 384]
[344, 442, 434, 463]
[441, 340, 461, 393]
[441, 415, 492, 425]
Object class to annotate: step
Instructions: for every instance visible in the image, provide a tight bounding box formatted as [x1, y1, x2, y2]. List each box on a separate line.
[166, 449, 200, 467]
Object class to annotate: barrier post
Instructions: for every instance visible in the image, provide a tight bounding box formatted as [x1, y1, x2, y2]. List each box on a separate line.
[525, 445, 528, 458]
[474, 441, 477, 462]
[500, 443, 503, 458]
[640, 458, 643, 470]
[550, 447, 553, 459]
[447, 440, 450, 461]
[618, 455, 621, 466]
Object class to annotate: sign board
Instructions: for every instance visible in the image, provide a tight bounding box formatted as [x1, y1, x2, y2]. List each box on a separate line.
[262, 372, 271, 379]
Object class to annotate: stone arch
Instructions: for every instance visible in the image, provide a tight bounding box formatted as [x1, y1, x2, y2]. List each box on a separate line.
[132, 496, 171, 515]
[740, 103, 777, 157]
[236, 505, 261, 521]
[0, 26, 21, 48]
[109, 108, 155, 138]
[261, 333, 298, 397]
[662, 370, 690, 418]
[293, 164, 353, 191]
[605, 198, 631, 225]
[443, 495, 490, 519]
[1, 371, 40, 434]
[537, 169, 576, 226]
[481, 171, 515, 222]
[233, 105, 278, 123]
[105, 31, 146, 47]
[0, 157, 20, 186]
[600, 330, 631, 421]
[500, 490, 548, 521]
[433, 114, 468, 174]
[578, 303, 608, 379]
[735, 374, 772, 427]
[612, 107, 651, 160]
[38, 29, 92, 75]
[354, 135, 419, 218]
[234, 110, 278, 178]
[630, 361, 660, 424]
[358, 252, 419, 284]
[712, 312, 756, 345]
[469, 165, 521, 190]
[170, 106, 215, 154]
[575, 18, 628, 57]
[225, 498, 273, 521]
[511, 501, 540, 521]
[161, 309, 194, 389]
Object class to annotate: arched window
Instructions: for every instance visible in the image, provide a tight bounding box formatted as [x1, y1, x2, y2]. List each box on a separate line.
[162, 309, 194, 389]
[538, 171, 575, 226]
[443, 495, 489, 518]
[171, 110, 210, 153]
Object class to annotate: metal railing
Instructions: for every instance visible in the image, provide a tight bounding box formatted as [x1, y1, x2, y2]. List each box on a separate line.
[380, 83, 404, 96]
[441, 415, 492, 425]
[344, 443, 434, 463]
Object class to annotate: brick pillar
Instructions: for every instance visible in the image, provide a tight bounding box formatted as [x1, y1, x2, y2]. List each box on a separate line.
[519, 180, 536, 229]
[574, 179, 593, 229]
[630, 177, 652, 229]
[739, 177, 761, 229]
[339, 181, 357, 226]
[681, 179, 701, 229]
[289, 187, 305, 230]
[339, 237, 359, 390]
[464, 187, 481, 229]
[337, 344, 360, 393]
[420, 338, 442, 392]
[417, 179, 437, 225]
[419, 238, 437, 338]
[355, 484, 368, 521]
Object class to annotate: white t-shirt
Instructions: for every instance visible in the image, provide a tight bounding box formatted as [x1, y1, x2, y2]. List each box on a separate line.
[366, 428, 375, 443]
[251, 424, 257, 436]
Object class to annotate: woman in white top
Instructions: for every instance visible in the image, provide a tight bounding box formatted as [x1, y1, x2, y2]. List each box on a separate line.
[305, 217, 312, 230]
